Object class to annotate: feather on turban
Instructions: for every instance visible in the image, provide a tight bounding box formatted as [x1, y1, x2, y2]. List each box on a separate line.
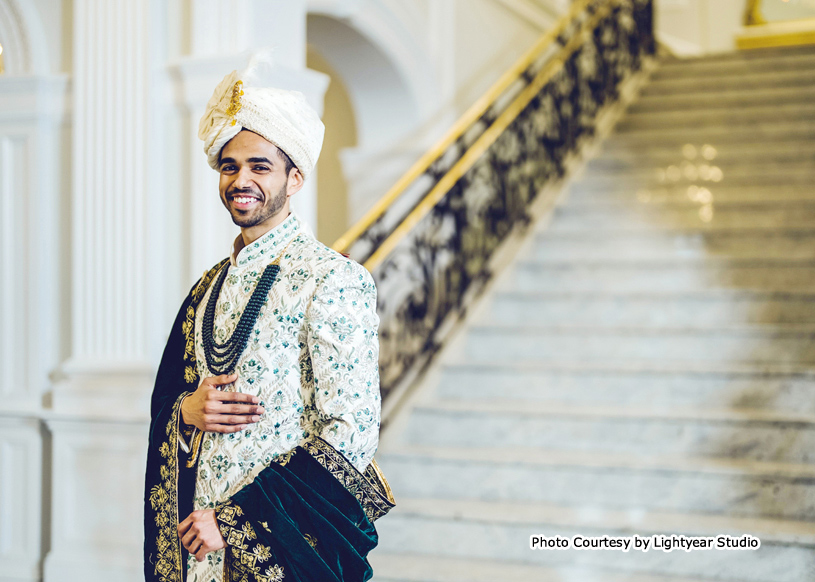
[198, 61, 325, 180]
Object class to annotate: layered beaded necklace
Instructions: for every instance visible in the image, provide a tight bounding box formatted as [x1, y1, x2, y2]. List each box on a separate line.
[201, 237, 295, 375]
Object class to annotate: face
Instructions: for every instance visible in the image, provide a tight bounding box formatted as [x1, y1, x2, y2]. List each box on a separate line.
[218, 130, 303, 233]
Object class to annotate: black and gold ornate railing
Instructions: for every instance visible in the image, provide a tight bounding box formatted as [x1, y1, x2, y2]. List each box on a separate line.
[332, 0, 655, 399]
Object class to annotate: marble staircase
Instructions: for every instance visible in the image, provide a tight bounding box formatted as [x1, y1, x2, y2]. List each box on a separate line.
[369, 46, 815, 581]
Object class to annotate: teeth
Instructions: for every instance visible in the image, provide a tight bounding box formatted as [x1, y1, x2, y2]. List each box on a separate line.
[234, 197, 256, 204]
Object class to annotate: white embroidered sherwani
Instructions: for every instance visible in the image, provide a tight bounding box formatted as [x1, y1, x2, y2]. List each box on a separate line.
[187, 212, 381, 581]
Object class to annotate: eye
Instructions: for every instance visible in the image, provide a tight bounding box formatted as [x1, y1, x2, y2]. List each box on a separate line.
[252, 165, 270, 172]
[220, 164, 237, 173]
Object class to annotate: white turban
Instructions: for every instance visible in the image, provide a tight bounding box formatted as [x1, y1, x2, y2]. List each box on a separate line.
[198, 67, 325, 179]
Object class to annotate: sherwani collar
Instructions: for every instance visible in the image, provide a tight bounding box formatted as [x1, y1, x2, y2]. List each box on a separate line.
[230, 212, 301, 267]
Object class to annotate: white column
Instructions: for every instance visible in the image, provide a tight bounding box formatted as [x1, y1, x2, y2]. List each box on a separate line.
[52, 0, 155, 413]
[0, 416, 44, 582]
[43, 418, 148, 582]
[0, 72, 68, 582]
[44, 1, 156, 580]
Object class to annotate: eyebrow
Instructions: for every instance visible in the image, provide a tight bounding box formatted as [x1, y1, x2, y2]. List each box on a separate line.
[219, 156, 275, 166]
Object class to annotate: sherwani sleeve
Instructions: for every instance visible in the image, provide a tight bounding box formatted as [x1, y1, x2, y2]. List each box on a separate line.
[306, 259, 381, 472]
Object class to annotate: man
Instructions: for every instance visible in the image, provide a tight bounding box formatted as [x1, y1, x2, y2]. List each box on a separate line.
[144, 66, 393, 582]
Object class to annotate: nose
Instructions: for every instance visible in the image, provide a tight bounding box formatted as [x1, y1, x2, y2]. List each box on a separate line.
[233, 166, 255, 190]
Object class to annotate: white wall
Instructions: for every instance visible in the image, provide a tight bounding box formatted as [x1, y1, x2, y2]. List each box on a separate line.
[655, 0, 745, 56]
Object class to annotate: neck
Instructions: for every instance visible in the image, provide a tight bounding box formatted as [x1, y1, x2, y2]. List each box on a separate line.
[240, 209, 290, 247]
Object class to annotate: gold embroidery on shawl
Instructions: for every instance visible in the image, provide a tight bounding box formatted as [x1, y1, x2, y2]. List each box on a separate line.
[185, 428, 204, 469]
[148, 396, 185, 581]
[148, 258, 231, 581]
[216, 502, 284, 582]
[304, 533, 318, 551]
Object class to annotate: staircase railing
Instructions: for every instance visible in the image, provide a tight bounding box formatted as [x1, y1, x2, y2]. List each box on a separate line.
[332, 0, 655, 400]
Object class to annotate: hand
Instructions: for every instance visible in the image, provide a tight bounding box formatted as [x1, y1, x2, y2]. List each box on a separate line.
[178, 509, 226, 562]
[181, 374, 265, 433]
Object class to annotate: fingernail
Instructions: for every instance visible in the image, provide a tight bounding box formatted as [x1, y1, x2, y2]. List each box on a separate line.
[252, 415, 259, 422]
[257, 407, 265, 414]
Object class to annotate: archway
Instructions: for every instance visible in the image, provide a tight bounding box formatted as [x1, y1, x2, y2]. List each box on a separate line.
[0, 0, 49, 75]
[307, 44, 358, 245]
[307, 12, 433, 228]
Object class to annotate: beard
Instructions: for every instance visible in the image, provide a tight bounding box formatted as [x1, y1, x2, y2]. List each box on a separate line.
[226, 183, 287, 228]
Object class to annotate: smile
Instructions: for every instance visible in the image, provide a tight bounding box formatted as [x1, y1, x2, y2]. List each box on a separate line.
[231, 196, 261, 206]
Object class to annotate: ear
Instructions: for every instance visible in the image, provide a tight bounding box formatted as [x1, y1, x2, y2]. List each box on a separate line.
[286, 168, 304, 198]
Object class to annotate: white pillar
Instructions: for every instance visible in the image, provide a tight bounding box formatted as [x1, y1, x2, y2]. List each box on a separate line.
[52, 0, 155, 413]
[0, 72, 68, 582]
[44, 1, 156, 580]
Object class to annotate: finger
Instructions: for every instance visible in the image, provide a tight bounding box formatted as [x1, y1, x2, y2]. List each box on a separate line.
[195, 547, 208, 562]
[177, 517, 193, 536]
[209, 391, 260, 404]
[189, 537, 203, 556]
[203, 399, 263, 414]
[204, 412, 259, 426]
[206, 423, 250, 434]
[218, 403, 265, 415]
[203, 400, 262, 416]
[181, 529, 198, 549]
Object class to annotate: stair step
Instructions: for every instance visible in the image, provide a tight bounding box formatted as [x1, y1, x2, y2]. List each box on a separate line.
[548, 202, 815, 231]
[660, 45, 815, 64]
[376, 447, 815, 519]
[511, 259, 815, 292]
[629, 85, 815, 113]
[642, 68, 815, 96]
[588, 146, 815, 170]
[464, 325, 815, 365]
[374, 499, 815, 582]
[386, 444, 815, 479]
[582, 159, 815, 180]
[487, 290, 815, 325]
[567, 184, 815, 205]
[403, 403, 815, 464]
[532, 229, 815, 260]
[650, 52, 815, 79]
[370, 552, 740, 582]
[610, 119, 815, 141]
[435, 364, 815, 414]
[573, 171, 815, 193]
[617, 104, 815, 132]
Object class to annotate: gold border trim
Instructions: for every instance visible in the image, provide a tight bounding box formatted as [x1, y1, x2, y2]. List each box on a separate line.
[301, 437, 396, 522]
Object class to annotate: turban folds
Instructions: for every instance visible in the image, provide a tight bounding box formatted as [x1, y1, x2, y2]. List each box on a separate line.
[198, 68, 325, 179]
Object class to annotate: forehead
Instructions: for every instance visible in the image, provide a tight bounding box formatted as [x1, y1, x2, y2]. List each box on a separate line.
[221, 130, 279, 160]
